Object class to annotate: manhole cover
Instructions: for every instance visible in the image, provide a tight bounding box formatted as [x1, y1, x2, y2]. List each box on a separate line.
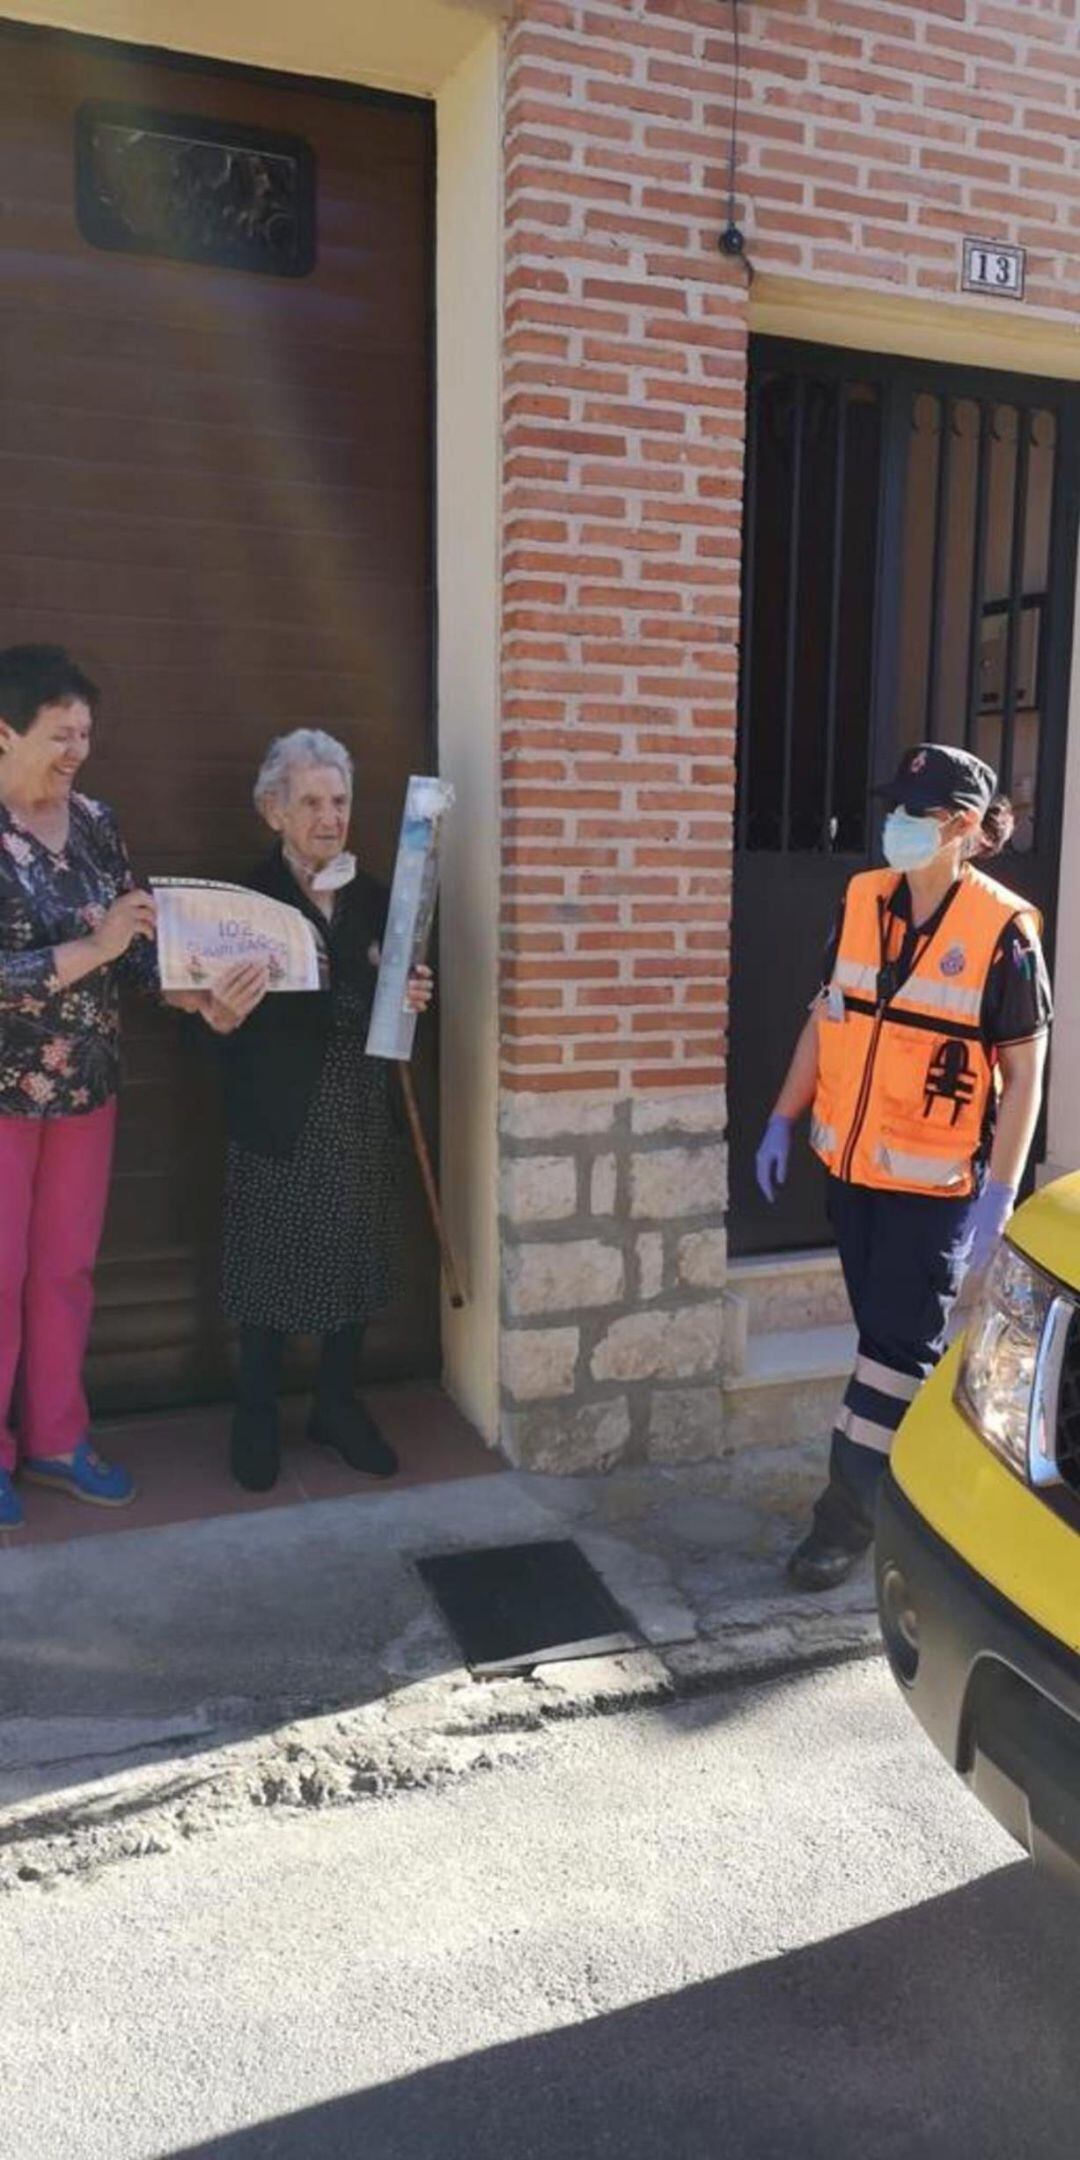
[416, 1539, 638, 1678]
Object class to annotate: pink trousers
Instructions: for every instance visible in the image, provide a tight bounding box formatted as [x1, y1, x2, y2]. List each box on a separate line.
[0, 1100, 117, 1472]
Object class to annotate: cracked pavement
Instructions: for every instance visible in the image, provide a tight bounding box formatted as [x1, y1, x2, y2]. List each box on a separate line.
[0, 1444, 880, 1891]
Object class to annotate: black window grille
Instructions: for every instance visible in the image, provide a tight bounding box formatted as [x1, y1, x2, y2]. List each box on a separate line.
[738, 357, 1061, 861]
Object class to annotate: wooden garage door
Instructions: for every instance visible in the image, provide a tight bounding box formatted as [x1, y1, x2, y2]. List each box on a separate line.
[0, 25, 438, 1406]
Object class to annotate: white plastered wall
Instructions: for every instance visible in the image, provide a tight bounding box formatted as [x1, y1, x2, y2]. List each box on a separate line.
[434, 34, 502, 1437]
[2, 0, 504, 1437]
[0, 0, 505, 95]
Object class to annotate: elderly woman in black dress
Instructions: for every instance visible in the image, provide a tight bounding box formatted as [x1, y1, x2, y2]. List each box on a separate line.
[207, 729, 433, 1493]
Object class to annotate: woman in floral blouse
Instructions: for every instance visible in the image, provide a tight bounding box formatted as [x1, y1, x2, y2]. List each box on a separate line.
[0, 645, 256, 1528]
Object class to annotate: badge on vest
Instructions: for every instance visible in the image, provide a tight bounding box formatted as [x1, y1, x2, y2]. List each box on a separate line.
[939, 944, 966, 977]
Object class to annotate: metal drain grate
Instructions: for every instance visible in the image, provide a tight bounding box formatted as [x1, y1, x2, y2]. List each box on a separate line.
[416, 1539, 638, 1678]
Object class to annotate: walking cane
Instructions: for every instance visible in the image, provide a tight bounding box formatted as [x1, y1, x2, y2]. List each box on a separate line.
[397, 1061, 466, 1310]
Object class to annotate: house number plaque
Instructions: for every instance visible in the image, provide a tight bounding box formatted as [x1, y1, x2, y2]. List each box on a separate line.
[961, 238, 1025, 302]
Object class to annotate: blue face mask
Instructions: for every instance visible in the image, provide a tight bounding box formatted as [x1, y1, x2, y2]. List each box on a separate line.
[882, 809, 944, 873]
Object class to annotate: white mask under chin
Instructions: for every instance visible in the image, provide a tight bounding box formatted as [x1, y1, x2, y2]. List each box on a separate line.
[311, 852, 357, 893]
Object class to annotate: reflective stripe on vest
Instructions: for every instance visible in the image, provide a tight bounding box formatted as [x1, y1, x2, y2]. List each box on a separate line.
[833, 958, 878, 998]
[811, 865, 1042, 1199]
[834, 953, 987, 1021]
[890, 976, 983, 1022]
[873, 1143, 970, 1189]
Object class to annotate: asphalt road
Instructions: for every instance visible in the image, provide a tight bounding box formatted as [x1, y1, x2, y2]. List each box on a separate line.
[2, 1659, 1076, 2160]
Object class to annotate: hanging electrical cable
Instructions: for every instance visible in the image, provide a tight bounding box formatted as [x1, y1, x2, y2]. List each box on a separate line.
[718, 0, 753, 279]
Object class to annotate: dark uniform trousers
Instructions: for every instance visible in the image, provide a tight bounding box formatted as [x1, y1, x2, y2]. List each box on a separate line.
[817, 1174, 975, 1551]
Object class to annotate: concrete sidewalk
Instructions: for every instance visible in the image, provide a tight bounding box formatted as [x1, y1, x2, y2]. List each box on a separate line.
[0, 1441, 879, 1892]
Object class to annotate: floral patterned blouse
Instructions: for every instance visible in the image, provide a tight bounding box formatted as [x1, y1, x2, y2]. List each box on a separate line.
[0, 793, 157, 1118]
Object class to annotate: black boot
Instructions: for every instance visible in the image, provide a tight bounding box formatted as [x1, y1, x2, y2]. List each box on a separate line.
[231, 1326, 284, 1492]
[787, 1477, 873, 1592]
[308, 1325, 398, 1480]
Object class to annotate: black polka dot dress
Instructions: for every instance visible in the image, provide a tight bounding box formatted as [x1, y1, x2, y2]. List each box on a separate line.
[221, 981, 404, 1334]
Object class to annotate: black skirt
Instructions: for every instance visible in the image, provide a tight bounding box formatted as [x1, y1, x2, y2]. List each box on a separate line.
[221, 985, 403, 1334]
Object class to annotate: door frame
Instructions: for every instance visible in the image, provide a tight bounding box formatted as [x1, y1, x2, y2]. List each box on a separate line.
[0, 1, 504, 1444]
[731, 335, 1080, 1256]
[2, 16, 443, 1400]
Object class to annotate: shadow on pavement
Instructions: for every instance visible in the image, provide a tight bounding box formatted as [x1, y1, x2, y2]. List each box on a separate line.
[164, 1860, 1077, 2160]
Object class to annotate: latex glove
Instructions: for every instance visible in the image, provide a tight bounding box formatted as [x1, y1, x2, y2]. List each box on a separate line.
[965, 1178, 1016, 1281]
[755, 1113, 793, 1204]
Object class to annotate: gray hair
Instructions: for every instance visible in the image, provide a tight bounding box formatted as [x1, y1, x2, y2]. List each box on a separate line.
[253, 729, 353, 817]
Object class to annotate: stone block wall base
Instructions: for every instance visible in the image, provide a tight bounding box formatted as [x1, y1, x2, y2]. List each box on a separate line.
[723, 1373, 846, 1455]
[498, 1089, 729, 1473]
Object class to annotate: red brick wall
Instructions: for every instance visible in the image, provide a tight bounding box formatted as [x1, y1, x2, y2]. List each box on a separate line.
[501, 0, 749, 1101]
[496, 0, 1078, 1471]
[499, 0, 1080, 1103]
[741, 0, 1080, 310]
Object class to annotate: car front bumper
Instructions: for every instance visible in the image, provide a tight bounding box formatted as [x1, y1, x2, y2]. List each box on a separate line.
[876, 1471, 1080, 1883]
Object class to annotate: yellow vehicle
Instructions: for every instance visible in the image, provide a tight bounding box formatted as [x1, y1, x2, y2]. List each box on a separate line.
[875, 1172, 1080, 1878]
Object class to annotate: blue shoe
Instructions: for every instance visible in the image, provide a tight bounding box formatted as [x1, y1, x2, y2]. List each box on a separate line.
[0, 1469, 23, 1528]
[22, 1439, 136, 1509]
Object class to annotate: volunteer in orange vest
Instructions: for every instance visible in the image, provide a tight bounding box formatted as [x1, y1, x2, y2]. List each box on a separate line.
[755, 743, 1052, 1592]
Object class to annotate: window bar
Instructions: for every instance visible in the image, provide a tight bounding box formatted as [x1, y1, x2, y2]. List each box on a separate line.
[736, 371, 760, 851]
[1000, 407, 1032, 797]
[1030, 415, 1062, 858]
[963, 401, 992, 752]
[924, 396, 952, 743]
[820, 383, 847, 851]
[779, 375, 805, 853]
[864, 376, 908, 854]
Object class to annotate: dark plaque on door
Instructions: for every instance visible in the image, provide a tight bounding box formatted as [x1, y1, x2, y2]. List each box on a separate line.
[75, 101, 316, 276]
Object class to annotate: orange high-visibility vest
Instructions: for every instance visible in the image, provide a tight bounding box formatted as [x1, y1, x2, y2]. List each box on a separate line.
[811, 865, 1041, 1198]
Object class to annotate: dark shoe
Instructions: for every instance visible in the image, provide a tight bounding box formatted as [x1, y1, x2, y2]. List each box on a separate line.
[786, 1524, 871, 1593]
[230, 1407, 281, 1493]
[309, 1398, 398, 1480]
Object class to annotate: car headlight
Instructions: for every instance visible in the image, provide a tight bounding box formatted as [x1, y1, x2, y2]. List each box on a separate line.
[955, 1242, 1071, 1482]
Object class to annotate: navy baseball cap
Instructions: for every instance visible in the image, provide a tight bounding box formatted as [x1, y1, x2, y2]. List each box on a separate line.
[874, 742, 997, 816]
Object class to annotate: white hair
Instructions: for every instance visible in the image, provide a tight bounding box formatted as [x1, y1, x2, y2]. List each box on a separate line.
[253, 729, 353, 817]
